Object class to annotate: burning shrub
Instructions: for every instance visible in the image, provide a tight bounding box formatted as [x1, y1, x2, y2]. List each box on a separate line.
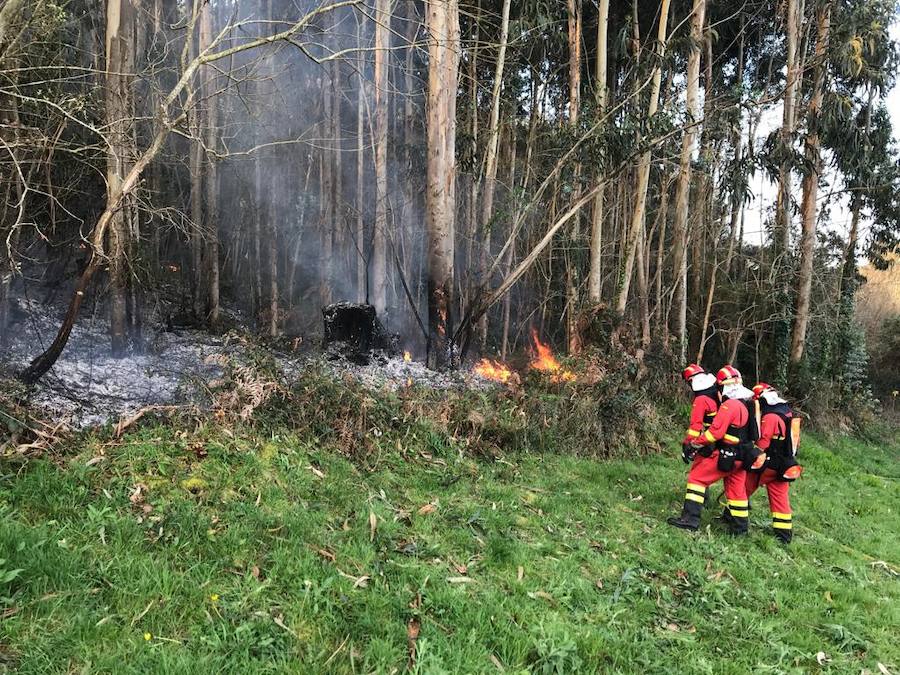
[244, 350, 676, 463]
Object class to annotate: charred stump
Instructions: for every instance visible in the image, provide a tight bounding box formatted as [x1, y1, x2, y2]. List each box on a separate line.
[322, 302, 397, 364]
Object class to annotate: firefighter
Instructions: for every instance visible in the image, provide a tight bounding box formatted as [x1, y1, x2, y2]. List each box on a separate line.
[680, 364, 719, 464]
[746, 383, 803, 544]
[667, 365, 758, 535]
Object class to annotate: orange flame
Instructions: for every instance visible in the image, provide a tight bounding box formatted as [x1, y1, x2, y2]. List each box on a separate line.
[474, 358, 514, 383]
[403, 351, 412, 363]
[530, 330, 576, 383]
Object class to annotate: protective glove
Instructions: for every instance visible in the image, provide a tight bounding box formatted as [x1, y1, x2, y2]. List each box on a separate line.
[681, 442, 696, 464]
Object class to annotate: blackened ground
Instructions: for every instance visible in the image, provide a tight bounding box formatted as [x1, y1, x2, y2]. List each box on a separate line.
[0, 297, 494, 429]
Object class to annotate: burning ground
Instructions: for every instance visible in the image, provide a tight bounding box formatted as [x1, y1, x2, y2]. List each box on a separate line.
[0, 298, 546, 430]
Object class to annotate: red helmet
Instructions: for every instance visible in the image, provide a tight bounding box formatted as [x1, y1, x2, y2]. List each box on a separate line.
[682, 364, 705, 381]
[752, 382, 774, 400]
[716, 365, 742, 385]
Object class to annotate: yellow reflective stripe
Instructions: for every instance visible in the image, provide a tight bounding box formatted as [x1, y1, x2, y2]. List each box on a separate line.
[687, 429, 701, 438]
[727, 499, 749, 507]
[729, 509, 749, 517]
[704, 430, 716, 443]
[772, 521, 793, 529]
[707, 411, 717, 417]
[687, 483, 706, 493]
[771, 512, 792, 520]
[685, 493, 705, 504]
[724, 434, 740, 444]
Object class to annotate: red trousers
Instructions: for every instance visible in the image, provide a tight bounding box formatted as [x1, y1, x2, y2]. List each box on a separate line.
[746, 469, 792, 532]
[685, 451, 748, 519]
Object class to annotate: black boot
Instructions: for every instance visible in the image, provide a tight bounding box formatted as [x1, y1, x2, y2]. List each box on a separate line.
[727, 515, 749, 535]
[667, 487, 705, 531]
[773, 527, 792, 544]
[725, 499, 749, 535]
[772, 513, 793, 544]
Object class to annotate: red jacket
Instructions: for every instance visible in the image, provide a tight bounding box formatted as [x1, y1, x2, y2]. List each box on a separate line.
[756, 412, 787, 451]
[700, 398, 749, 446]
[684, 394, 718, 444]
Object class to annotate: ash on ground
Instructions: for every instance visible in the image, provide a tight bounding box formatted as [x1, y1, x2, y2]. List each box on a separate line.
[1, 298, 498, 429]
[1, 297, 245, 428]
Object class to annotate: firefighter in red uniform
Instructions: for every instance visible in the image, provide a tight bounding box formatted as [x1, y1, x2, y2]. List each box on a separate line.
[746, 383, 803, 543]
[668, 365, 759, 535]
[680, 364, 719, 464]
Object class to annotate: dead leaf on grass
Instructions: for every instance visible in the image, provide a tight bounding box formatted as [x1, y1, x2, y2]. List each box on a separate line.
[878, 664, 893, 675]
[417, 503, 437, 516]
[369, 511, 378, 541]
[129, 483, 147, 505]
[527, 591, 553, 601]
[517, 566, 524, 581]
[816, 651, 831, 665]
[315, 548, 336, 563]
[447, 577, 476, 584]
[272, 614, 296, 638]
[407, 618, 421, 669]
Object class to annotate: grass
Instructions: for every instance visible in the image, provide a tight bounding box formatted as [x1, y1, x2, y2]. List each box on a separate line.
[1, 393, 898, 674]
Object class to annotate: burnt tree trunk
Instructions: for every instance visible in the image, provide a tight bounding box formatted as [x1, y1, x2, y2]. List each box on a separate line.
[106, 0, 137, 357]
[425, 0, 460, 369]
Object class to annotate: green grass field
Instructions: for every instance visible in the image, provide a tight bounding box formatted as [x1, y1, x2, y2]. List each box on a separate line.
[1, 413, 898, 674]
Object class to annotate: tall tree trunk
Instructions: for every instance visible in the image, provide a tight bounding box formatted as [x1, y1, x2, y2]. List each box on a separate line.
[565, 0, 583, 353]
[652, 172, 672, 334]
[401, 0, 418, 330]
[615, 0, 670, 316]
[476, 0, 511, 350]
[356, 12, 367, 302]
[776, 0, 800, 255]
[268, 193, 279, 337]
[0, 4, 24, 352]
[200, 2, 220, 327]
[463, 1, 479, 316]
[588, 0, 609, 303]
[331, 56, 344, 289]
[790, 3, 830, 365]
[723, 20, 745, 278]
[371, 0, 390, 316]
[501, 123, 517, 360]
[106, 0, 136, 357]
[635, 214, 650, 346]
[669, 0, 705, 362]
[425, 0, 460, 369]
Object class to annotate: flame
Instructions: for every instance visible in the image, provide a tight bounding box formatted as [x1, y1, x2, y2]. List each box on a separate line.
[166, 264, 179, 273]
[530, 330, 576, 383]
[403, 351, 412, 363]
[474, 358, 514, 383]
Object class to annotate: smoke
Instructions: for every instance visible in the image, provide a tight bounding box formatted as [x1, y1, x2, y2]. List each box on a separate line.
[211, 0, 430, 343]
